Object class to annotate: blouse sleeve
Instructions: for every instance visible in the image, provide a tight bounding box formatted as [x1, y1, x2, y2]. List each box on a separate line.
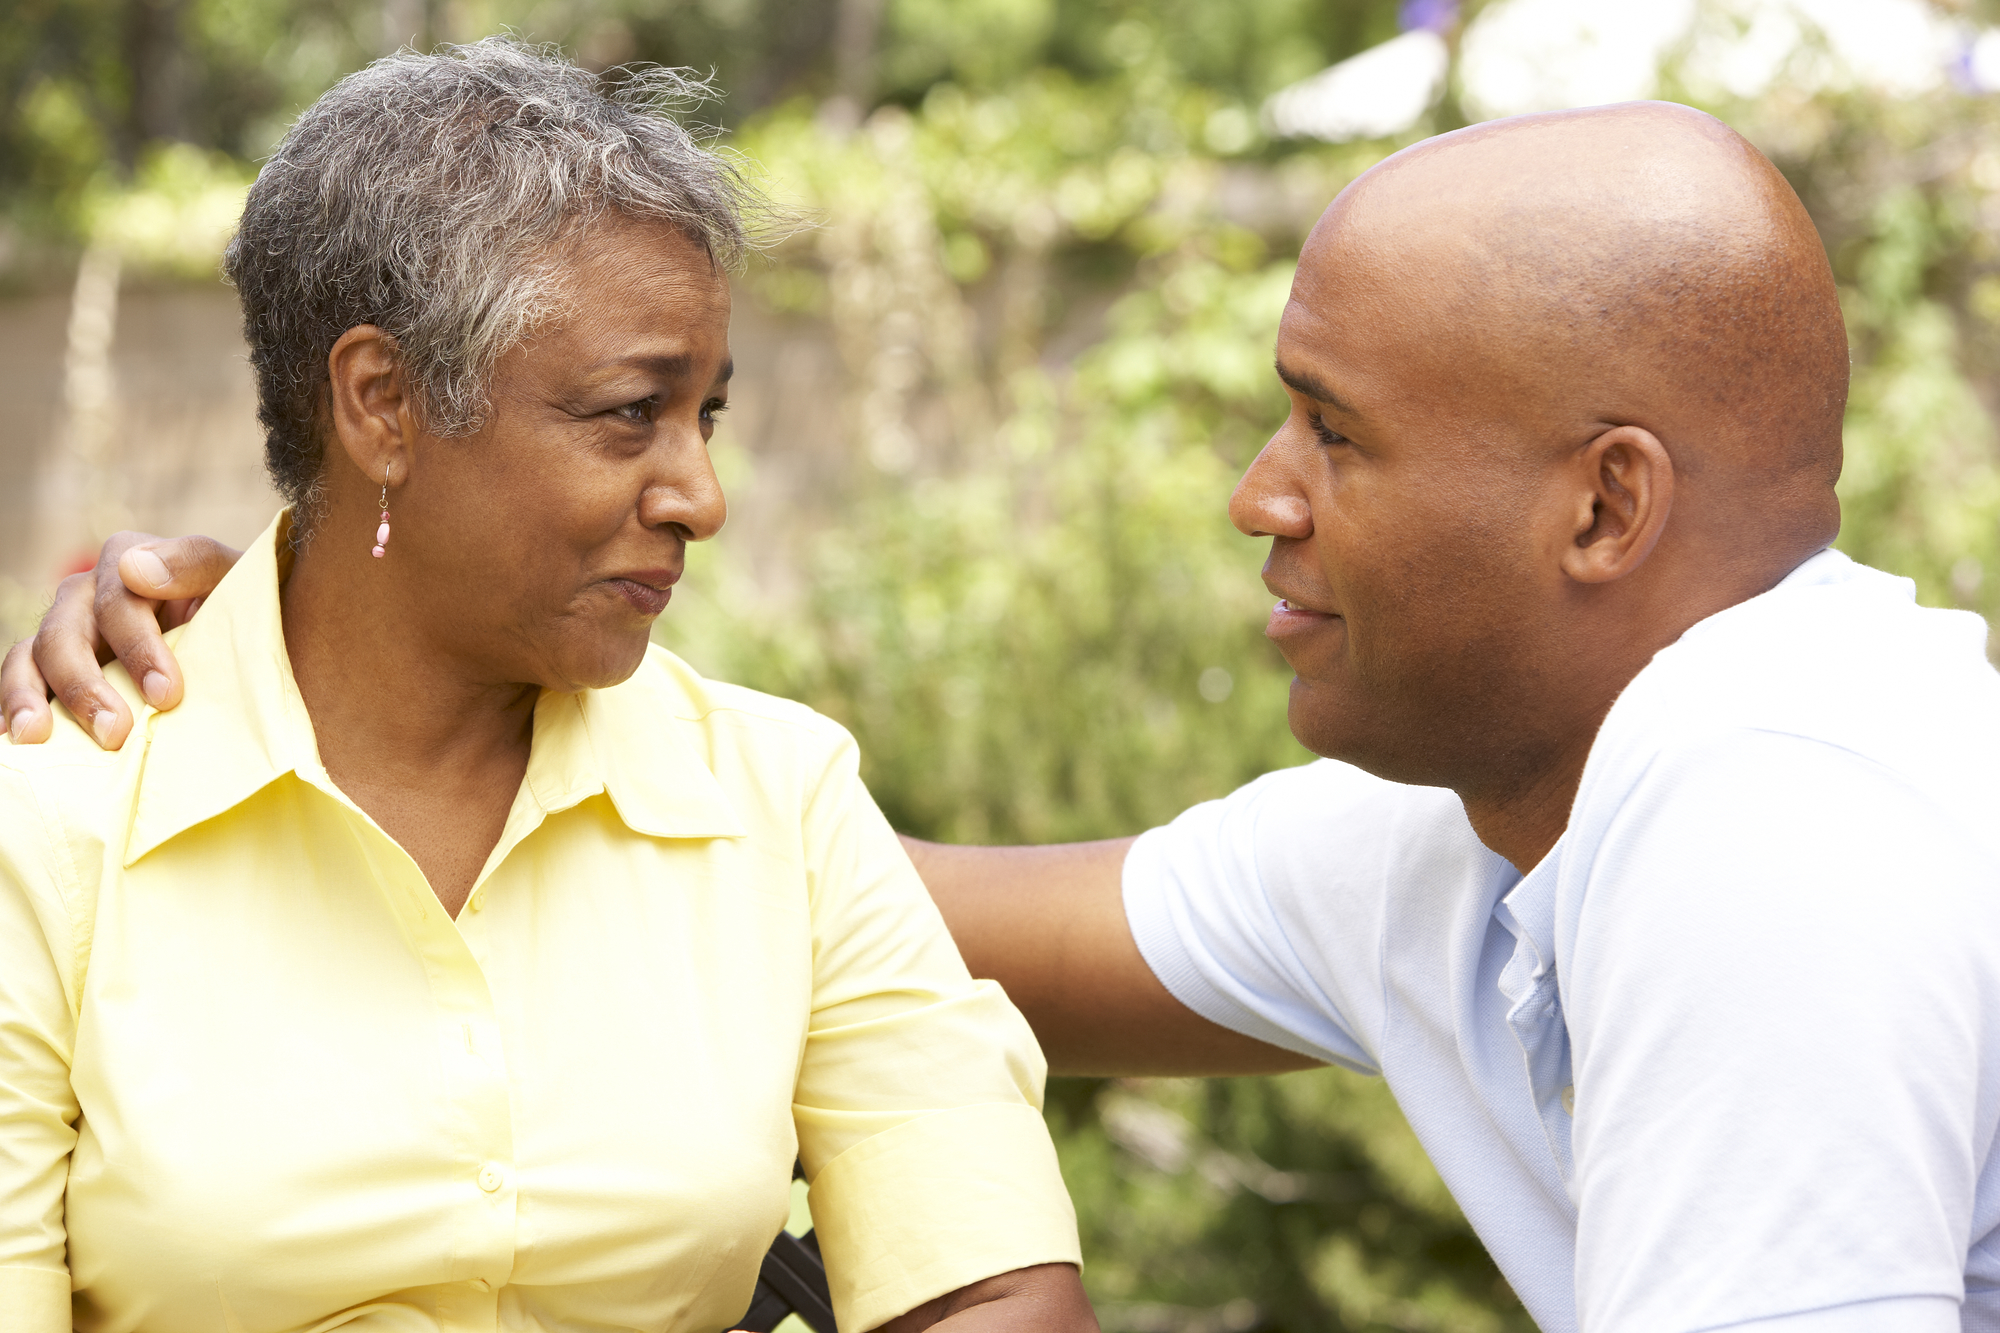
[789, 726, 1081, 1333]
[0, 763, 86, 1328]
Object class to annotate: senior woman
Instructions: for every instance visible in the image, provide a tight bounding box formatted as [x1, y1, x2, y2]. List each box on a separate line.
[0, 39, 1089, 1333]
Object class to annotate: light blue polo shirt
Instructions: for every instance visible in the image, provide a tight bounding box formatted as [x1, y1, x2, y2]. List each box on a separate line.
[1125, 550, 2000, 1333]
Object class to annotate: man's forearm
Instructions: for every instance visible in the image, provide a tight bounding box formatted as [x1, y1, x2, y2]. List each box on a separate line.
[902, 836, 1321, 1078]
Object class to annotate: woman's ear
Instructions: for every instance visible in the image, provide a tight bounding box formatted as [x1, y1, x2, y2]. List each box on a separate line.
[1558, 424, 1675, 585]
[325, 325, 413, 485]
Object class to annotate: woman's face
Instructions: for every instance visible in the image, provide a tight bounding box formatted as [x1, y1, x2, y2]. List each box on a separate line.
[396, 218, 732, 693]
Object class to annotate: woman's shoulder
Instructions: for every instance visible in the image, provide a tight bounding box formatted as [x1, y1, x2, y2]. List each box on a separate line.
[0, 672, 140, 992]
[0, 661, 149, 834]
[625, 645, 845, 732]
[607, 645, 860, 769]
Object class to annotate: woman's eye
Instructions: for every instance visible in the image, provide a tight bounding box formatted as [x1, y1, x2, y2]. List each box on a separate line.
[1308, 412, 1346, 447]
[613, 396, 660, 424]
[701, 398, 730, 425]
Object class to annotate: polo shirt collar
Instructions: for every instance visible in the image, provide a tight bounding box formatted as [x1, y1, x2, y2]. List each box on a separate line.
[127, 511, 742, 866]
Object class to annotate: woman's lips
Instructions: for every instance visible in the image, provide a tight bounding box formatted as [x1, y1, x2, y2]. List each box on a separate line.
[1265, 597, 1341, 639]
[608, 577, 673, 616]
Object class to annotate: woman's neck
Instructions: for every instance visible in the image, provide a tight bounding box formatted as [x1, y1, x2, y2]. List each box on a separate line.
[280, 526, 537, 917]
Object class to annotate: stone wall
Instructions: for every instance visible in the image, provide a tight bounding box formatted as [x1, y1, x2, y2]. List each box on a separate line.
[0, 277, 850, 638]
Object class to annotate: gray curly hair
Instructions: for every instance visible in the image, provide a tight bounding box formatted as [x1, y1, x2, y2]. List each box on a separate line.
[224, 36, 763, 516]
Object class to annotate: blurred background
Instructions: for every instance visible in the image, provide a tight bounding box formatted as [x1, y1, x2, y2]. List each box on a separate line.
[7, 0, 2000, 1327]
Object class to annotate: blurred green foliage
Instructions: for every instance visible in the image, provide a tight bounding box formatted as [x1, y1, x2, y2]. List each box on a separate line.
[10, 1, 2000, 1328]
[674, 91, 1341, 847]
[661, 60, 1541, 1327]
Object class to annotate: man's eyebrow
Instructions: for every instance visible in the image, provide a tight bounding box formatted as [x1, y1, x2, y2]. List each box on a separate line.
[1274, 359, 1361, 418]
[714, 357, 734, 388]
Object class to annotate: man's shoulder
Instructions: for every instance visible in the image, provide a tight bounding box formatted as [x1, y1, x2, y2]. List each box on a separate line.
[1137, 759, 1493, 920]
[1595, 553, 2000, 797]
[1230, 759, 1477, 852]
[1209, 756, 1465, 814]
[1561, 560, 2000, 927]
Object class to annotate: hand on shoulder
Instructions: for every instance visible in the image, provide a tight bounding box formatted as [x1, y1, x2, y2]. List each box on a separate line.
[2, 532, 239, 749]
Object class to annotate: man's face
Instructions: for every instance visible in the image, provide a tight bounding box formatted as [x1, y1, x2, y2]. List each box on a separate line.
[1229, 217, 1567, 789]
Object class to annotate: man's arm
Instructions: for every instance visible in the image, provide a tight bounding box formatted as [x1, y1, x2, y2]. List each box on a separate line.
[904, 837, 1321, 1078]
[2, 532, 239, 748]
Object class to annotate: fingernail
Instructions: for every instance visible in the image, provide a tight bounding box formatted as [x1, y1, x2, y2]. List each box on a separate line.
[142, 671, 170, 707]
[91, 710, 117, 747]
[129, 548, 170, 590]
[5, 712, 24, 745]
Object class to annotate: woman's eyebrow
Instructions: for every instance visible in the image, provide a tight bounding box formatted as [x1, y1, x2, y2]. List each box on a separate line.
[582, 352, 731, 387]
[1275, 358, 1361, 419]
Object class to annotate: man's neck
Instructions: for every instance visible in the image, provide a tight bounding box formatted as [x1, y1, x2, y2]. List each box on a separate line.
[1448, 623, 1639, 875]
[1457, 742, 1593, 875]
[1444, 540, 1830, 875]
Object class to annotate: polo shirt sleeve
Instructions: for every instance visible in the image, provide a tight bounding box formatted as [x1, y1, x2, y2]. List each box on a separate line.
[0, 764, 87, 1329]
[1564, 729, 1990, 1333]
[789, 725, 1080, 1333]
[1122, 760, 1444, 1074]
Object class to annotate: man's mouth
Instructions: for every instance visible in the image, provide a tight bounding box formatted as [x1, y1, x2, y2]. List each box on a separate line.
[1265, 597, 1341, 640]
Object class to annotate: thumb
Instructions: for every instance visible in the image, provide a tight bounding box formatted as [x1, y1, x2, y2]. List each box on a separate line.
[118, 536, 244, 602]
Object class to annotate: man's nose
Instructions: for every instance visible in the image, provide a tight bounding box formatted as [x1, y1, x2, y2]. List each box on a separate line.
[1229, 437, 1313, 540]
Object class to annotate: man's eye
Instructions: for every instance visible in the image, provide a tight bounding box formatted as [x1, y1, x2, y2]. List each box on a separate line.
[613, 396, 660, 423]
[701, 398, 730, 424]
[1308, 412, 1346, 447]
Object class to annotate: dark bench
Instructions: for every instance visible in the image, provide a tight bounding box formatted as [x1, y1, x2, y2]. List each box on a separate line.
[735, 1228, 835, 1332]
[735, 1162, 835, 1332]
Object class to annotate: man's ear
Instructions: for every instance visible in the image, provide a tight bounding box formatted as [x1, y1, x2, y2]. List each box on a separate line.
[325, 324, 414, 486]
[1559, 424, 1674, 584]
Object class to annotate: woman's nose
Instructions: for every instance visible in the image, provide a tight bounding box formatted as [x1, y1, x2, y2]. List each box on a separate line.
[1229, 438, 1314, 540]
[642, 445, 728, 542]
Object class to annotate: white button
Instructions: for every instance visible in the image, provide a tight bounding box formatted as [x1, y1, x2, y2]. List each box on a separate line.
[477, 1165, 504, 1193]
[1560, 1085, 1576, 1116]
[466, 894, 483, 913]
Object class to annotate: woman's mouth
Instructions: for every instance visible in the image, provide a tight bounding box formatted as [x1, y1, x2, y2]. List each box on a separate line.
[608, 578, 673, 616]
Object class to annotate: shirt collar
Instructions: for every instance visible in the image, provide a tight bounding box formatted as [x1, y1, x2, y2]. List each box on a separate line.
[127, 511, 742, 867]
[521, 676, 746, 839]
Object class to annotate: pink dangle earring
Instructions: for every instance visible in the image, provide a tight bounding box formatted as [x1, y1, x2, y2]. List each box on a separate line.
[371, 466, 391, 559]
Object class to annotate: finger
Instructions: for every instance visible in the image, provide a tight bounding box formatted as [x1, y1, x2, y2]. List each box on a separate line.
[117, 535, 243, 603]
[2, 639, 55, 746]
[99, 534, 238, 713]
[34, 572, 133, 750]
[93, 545, 178, 714]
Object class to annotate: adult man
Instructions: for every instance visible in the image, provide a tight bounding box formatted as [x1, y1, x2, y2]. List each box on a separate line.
[10, 103, 2000, 1331]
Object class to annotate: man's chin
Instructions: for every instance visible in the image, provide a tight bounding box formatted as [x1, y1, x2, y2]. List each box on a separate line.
[1286, 675, 1361, 762]
[1285, 675, 1420, 784]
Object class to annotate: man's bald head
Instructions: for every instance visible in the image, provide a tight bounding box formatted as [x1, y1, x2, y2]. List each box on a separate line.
[1235, 103, 1854, 866]
[1302, 101, 1846, 550]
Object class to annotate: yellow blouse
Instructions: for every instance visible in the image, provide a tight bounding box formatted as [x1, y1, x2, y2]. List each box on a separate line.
[0, 515, 1078, 1333]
